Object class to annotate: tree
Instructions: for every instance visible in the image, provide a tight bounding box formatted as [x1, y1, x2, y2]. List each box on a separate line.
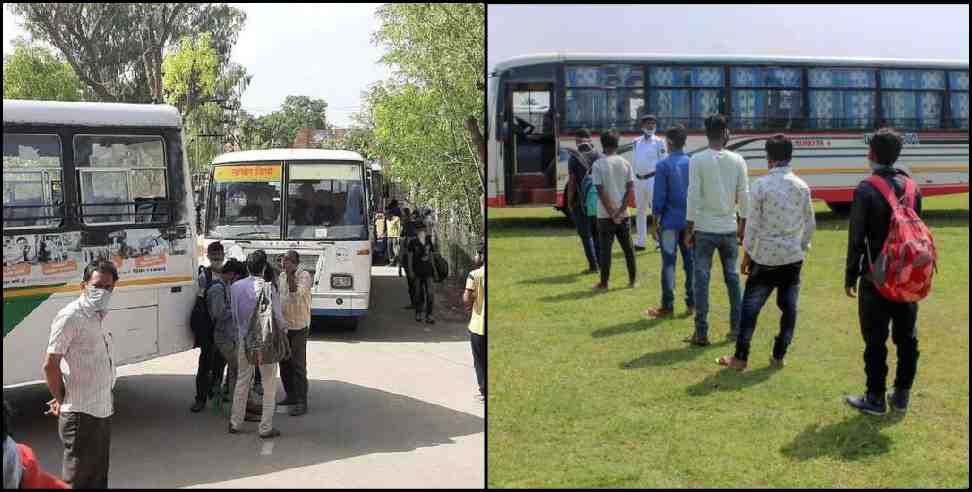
[8, 3, 246, 103]
[253, 95, 330, 148]
[162, 33, 219, 116]
[3, 37, 84, 101]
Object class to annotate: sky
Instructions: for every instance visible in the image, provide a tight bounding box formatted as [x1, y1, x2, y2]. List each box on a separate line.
[487, 4, 970, 72]
[4, 3, 394, 128]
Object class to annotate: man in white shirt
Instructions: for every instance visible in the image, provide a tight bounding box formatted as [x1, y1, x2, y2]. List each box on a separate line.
[717, 134, 815, 371]
[684, 114, 749, 346]
[43, 260, 119, 489]
[632, 114, 667, 251]
[591, 130, 638, 290]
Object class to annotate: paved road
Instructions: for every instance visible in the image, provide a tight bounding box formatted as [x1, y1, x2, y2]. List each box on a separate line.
[4, 266, 484, 488]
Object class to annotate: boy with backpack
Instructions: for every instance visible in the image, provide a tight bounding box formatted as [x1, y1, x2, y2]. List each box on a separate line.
[844, 128, 936, 416]
[408, 221, 439, 324]
[566, 128, 603, 274]
[191, 242, 227, 413]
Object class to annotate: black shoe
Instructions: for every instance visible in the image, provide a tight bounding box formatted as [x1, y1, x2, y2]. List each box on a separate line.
[190, 400, 206, 413]
[259, 429, 281, 439]
[289, 403, 307, 416]
[277, 397, 296, 407]
[425, 317, 435, 324]
[634, 246, 647, 252]
[415, 314, 423, 322]
[845, 393, 887, 416]
[888, 389, 911, 413]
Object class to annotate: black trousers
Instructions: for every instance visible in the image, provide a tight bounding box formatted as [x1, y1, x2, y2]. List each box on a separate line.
[59, 412, 111, 489]
[280, 326, 309, 404]
[858, 279, 920, 396]
[470, 331, 486, 396]
[415, 275, 434, 318]
[597, 217, 637, 287]
[195, 333, 225, 402]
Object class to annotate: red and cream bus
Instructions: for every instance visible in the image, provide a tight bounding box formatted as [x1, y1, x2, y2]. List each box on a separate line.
[487, 54, 969, 214]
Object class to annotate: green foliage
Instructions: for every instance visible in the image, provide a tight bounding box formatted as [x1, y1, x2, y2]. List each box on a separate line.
[250, 95, 330, 149]
[2, 37, 84, 101]
[367, 3, 486, 236]
[162, 33, 220, 115]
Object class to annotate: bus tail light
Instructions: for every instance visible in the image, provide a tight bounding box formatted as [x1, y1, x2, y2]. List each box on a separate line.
[331, 274, 353, 289]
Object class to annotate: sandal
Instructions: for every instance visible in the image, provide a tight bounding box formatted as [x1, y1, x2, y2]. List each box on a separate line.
[716, 355, 747, 372]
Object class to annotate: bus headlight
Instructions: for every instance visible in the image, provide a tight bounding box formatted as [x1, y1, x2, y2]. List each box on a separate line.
[331, 274, 353, 289]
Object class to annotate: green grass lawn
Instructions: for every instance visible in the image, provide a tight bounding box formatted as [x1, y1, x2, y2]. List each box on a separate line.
[487, 193, 970, 488]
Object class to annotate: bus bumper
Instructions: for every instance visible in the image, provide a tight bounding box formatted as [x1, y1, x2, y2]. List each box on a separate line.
[313, 308, 368, 317]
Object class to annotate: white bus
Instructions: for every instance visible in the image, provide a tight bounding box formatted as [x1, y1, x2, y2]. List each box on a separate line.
[488, 54, 969, 214]
[199, 149, 372, 329]
[3, 99, 199, 387]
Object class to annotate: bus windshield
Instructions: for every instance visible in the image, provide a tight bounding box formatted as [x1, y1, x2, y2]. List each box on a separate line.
[287, 162, 366, 241]
[207, 164, 283, 240]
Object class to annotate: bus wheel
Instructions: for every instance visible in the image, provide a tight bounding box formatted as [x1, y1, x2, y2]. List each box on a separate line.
[827, 202, 852, 216]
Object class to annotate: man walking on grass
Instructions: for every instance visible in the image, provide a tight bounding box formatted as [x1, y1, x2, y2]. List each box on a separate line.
[683, 114, 749, 346]
[716, 134, 815, 371]
[591, 130, 638, 291]
[645, 125, 694, 319]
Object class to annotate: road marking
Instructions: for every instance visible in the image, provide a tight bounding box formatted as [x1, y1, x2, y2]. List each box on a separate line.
[261, 441, 274, 456]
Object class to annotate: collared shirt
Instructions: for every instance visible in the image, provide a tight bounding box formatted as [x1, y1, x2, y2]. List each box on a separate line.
[207, 278, 236, 347]
[632, 133, 667, 177]
[591, 154, 636, 219]
[466, 266, 485, 336]
[743, 165, 816, 266]
[687, 148, 750, 234]
[46, 297, 116, 419]
[230, 276, 288, 342]
[278, 268, 313, 330]
[652, 151, 691, 230]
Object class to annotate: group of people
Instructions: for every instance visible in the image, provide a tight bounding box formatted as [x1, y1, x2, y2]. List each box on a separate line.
[377, 200, 441, 324]
[569, 113, 927, 417]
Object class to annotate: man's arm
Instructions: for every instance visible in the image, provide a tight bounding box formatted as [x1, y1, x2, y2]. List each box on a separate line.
[845, 185, 870, 294]
[652, 161, 668, 226]
[736, 157, 750, 243]
[800, 187, 816, 253]
[42, 353, 65, 413]
[617, 180, 634, 220]
[742, 180, 761, 260]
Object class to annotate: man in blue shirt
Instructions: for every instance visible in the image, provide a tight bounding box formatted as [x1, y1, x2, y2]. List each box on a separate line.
[645, 125, 694, 318]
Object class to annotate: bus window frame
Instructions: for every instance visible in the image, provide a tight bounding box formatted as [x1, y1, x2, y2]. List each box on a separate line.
[205, 161, 286, 241]
[2, 132, 65, 231]
[73, 133, 171, 228]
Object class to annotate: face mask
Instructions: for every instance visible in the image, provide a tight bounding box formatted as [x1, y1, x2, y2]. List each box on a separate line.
[85, 285, 113, 312]
[210, 257, 225, 269]
[644, 127, 655, 137]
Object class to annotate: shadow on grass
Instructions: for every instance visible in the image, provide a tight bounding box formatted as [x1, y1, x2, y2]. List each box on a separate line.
[685, 367, 779, 397]
[537, 287, 607, 303]
[780, 412, 904, 462]
[592, 317, 669, 338]
[519, 271, 592, 286]
[620, 340, 732, 369]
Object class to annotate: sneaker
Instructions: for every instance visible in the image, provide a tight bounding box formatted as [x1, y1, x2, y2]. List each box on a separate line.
[634, 245, 647, 252]
[425, 317, 435, 324]
[228, 423, 240, 434]
[259, 429, 281, 439]
[415, 314, 423, 322]
[190, 400, 206, 413]
[685, 306, 695, 316]
[289, 403, 308, 417]
[769, 356, 786, 370]
[716, 355, 747, 372]
[592, 283, 608, 291]
[628, 281, 640, 289]
[682, 335, 710, 347]
[844, 393, 888, 416]
[644, 307, 674, 319]
[888, 389, 910, 413]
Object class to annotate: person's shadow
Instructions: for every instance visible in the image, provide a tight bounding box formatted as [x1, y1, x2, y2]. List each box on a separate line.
[780, 411, 904, 462]
[620, 341, 732, 369]
[591, 317, 668, 339]
[685, 367, 778, 397]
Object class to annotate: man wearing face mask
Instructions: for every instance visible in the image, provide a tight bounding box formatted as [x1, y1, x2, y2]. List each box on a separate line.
[632, 114, 667, 252]
[408, 221, 439, 324]
[192, 242, 228, 412]
[566, 128, 604, 273]
[42, 260, 120, 489]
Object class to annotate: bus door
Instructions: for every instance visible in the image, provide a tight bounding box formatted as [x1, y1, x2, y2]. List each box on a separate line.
[506, 83, 558, 204]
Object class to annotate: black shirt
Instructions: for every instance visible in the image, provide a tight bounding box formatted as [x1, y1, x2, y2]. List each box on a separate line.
[408, 236, 435, 277]
[845, 167, 924, 289]
[567, 148, 603, 207]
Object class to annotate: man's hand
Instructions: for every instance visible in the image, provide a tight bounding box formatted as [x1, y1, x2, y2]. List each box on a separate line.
[684, 231, 695, 249]
[652, 225, 661, 243]
[45, 398, 61, 417]
[845, 286, 857, 299]
[256, 351, 264, 367]
[741, 254, 753, 276]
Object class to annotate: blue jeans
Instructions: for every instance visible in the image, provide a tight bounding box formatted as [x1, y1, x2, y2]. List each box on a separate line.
[693, 232, 742, 339]
[660, 228, 694, 310]
[573, 206, 599, 270]
[734, 262, 802, 361]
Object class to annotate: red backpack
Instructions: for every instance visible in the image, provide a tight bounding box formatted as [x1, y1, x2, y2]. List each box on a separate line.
[865, 175, 937, 303]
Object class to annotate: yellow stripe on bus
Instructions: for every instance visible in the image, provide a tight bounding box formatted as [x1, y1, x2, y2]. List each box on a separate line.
[3, 275, 195, 299]
[749, 165, 969, 177]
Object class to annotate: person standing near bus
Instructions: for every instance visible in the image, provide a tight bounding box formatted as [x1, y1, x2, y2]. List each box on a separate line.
[716, 134, 815, 371]
[277, 250, 312, 417]
[387, 211, 402, 266]
[645, 125, 695, 319]
[409, 221, 439, 324]
[683, 114, 749, 346]
[632, 114, 667, 252]
[399, 208, 419, 309]
[464, 241, 486, 403]
[591, 130, 638, 290]
[192, 242, 227, 412]
[566, 128, 604, 273]
[42, 260, 119, 489]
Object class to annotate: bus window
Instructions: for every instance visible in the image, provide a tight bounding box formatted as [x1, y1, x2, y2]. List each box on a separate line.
[648, 66, 724, 130]
[208, 164, 283, 240]
[74, 135, 169, 225]
[880, 69, 946, 130]
[287, 163, 366, 240]
[949, 71, 969, 130]
[2, 133, 62, 229]
[731, 67, 803, 131]
[808, 68, 877, 129]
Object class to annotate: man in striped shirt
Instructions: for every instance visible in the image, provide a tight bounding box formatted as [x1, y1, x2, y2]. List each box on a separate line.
[43, 260, 119, 489]
[277, 250, 313, 417]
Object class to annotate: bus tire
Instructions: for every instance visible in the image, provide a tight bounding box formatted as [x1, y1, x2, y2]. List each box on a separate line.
[827, 202, 852, 216]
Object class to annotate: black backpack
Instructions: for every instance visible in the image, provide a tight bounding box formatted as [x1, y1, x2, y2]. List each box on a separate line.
[189, 266, 216, 347]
